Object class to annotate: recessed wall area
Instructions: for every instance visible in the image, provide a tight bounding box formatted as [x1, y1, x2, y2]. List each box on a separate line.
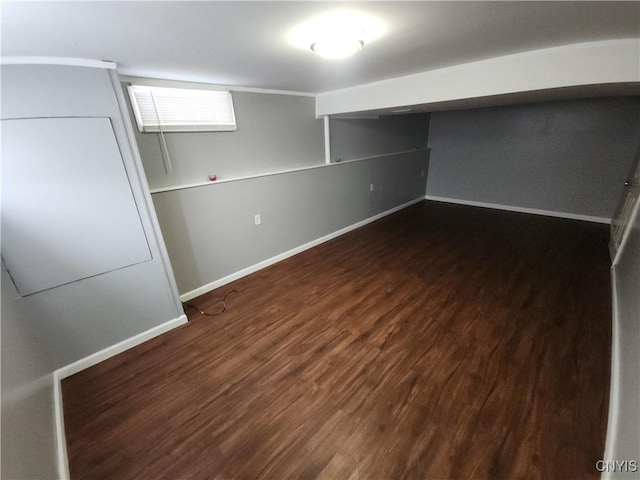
[329, 114, 430, 162]
[121, 79, 325, 190]
[426, 97, 640, 220]
[152, 151, 428, 297]
[118, 77, 432, 299]
[124, 90, 640, 308]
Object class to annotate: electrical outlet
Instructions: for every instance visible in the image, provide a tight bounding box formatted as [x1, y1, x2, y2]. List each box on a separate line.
[421, 170, 424, 177]
[254, 214, 261, 225]
[370, 183, 374, 192]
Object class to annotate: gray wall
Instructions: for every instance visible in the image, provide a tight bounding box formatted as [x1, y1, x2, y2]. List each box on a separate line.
[153, 151, 429, 296]
[606, 202, 640, 479]
[122, 80, 325, 190]
[426, 97, 640, 219]
[1, 65, 183, 369]
[122, 78, 431, 298]
[1, 271, 57, 479]
[330, 114, 430, 162]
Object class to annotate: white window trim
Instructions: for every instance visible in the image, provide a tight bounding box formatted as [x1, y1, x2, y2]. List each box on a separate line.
[127, 84, 237, 133]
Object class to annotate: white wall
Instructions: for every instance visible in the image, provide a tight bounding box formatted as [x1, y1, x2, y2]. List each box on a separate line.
[1, 64, 184, 369]
[316, 39, 640, 116]
[426, 97, 640, 220]
[1, 271, 58, 479]
[605, 200, 640, 479]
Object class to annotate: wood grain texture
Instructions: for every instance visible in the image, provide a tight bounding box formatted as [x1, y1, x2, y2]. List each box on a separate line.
[62, 201, 611, 479]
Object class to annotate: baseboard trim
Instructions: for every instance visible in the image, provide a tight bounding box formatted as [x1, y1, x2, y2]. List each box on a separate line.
[180, 197, 424, 302]
[53, 314, 188, 479]
[54, 315, 188, 380]
[424, 195, 611, 224]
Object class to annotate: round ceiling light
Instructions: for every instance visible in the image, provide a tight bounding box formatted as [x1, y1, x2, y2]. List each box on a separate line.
[288, 10, 385, 60]
[311, 35, 364, 59]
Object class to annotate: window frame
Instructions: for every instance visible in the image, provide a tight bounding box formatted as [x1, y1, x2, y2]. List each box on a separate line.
[127, 84, 237, 133]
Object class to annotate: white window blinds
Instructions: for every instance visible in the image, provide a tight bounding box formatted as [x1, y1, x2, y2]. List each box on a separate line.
[127, 85, 237, 133]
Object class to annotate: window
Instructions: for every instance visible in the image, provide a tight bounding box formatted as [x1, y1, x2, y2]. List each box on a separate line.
[127, 85, 237, 133]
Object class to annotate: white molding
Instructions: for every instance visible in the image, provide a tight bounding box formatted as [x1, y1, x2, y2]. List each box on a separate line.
[612, 194, 640, 267]
[603, 196, 639, 477]
[1, 57, 117, 69]
[106, 70, 185, 315]
[52, 314, 187, 479]
[424, 195, 611, 224]
[150, 148, 429, 194]
[54, 315, 187, 380]
[602, 271, 621, 479]
[53, 372, 70, 480]
[180, 197, 424, 302]
[118, 75, 315, 98]
[324, 115, 331, 165]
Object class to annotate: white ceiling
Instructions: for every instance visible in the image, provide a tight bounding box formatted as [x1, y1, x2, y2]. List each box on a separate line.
[2, 1, 639, 94]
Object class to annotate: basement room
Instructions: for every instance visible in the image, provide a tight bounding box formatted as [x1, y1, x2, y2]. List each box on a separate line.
[1, 2, 639, 479]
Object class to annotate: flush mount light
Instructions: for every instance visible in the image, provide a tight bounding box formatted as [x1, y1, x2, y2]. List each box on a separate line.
[311, 33, 364, 59]
[289, 10, 385, 60]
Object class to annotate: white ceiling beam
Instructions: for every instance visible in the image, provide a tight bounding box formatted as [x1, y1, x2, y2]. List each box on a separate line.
[315, 39, 640, 117]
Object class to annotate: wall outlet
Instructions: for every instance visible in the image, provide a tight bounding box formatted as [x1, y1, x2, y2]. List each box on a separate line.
[421, 170, 425, 177]
[254, 214, 261, 225]
[370, 183, 374, 192]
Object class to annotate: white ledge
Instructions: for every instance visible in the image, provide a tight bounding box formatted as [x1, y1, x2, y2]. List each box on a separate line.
[149, 148, 429, 194]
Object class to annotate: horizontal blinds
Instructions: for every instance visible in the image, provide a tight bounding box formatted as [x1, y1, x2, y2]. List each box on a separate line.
[127, 85, 237, 132]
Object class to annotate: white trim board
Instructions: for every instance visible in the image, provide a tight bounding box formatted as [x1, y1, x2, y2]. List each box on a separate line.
[602, 271, 622, 480]
[119, 75, 315, 98]
[180, 197, 424, 302]
[106, 69, 186, 317]
[150, 148, 429, 194]
[1, 57, 117, 69]
[53, 314, 187, 480]
[55, 315, 187, 380]
[424, 195, 611, 224]
[612, 192, 640, 267]
[53, 374, 70, 480]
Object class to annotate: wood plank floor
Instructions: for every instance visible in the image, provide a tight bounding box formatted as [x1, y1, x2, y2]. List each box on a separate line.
[62, 201, 612, 479]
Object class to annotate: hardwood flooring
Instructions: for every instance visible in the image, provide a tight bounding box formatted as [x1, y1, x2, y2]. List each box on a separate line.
[62, 201, 612, 479]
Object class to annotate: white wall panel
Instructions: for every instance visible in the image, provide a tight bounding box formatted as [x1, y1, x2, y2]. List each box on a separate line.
[2, 117, 151, 295]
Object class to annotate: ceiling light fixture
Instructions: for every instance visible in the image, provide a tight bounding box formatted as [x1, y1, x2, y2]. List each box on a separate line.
[311, 31, 364, 59]
[288, 10, 385, 60]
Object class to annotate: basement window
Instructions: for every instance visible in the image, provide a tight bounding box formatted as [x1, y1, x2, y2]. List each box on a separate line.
[127, 85, 237, 133]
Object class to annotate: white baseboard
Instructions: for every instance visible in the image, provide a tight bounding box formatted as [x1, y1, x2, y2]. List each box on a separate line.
[54, 315, 188, 380]
[53, 314, 188, 479]
[424, 195, 611, 224]
[180, 197, 424, 302]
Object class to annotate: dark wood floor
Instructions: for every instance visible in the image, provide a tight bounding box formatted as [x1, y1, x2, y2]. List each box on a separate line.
[63, 201, 612, 480]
